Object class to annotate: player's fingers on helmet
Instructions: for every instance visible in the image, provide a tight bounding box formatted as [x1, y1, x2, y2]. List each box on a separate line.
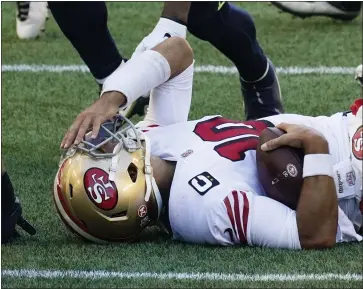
[61, 126, 74, 148]
[91, 117, 103, 139]
[61, 115, 86, 148]
[74, 116, 93, 146]
[61, 131, 70, 149]
[60, 129, 69, 148]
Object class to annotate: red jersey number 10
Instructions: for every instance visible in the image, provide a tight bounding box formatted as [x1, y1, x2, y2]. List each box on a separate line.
[193, 117, 274, 162]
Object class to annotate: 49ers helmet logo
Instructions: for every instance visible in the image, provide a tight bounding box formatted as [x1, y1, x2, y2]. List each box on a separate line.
[84, 168, 118, 210]
[352, 126, 363, 160]
[138, 205, 147, 218]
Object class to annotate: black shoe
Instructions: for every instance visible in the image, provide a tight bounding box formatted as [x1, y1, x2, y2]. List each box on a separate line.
[271, 2, 361, 21]
[241, 60, 284, 120]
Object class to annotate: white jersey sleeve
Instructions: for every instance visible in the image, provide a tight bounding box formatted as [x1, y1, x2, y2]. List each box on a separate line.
[210, 191, 362, 249]
[209, 190, 301, 249]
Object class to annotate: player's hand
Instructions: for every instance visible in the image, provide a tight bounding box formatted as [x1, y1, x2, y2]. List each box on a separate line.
[261, 123, 329, 154]
[60, 91, 126, 149]
[132, 18, 186, 58]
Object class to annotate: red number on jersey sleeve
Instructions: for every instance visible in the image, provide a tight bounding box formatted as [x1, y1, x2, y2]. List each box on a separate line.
[193, 117, 274, 161]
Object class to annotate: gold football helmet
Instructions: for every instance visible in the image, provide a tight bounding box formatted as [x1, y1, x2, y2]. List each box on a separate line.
[54, 115, 163, 243]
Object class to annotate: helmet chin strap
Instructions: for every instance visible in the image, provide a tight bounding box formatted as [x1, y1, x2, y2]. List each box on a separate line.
[106, 115, 163, 218]
[151, 177, 163, 218]
[109, 143, 123, 182]
[143, 134, 163, 218]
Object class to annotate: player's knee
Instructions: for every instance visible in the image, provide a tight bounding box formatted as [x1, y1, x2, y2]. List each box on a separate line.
[152, 36, 193, 77]
[168, 36, 194, 67]
[177, 37, 194, 66]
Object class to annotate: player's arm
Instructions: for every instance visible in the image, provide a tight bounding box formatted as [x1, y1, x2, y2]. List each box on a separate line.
[61, 37, 193, 149]
[262, 123, 338, 249]
[208, 188, 304, 248]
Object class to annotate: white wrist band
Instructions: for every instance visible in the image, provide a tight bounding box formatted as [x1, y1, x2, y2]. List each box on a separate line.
[303, 154, 334, 178]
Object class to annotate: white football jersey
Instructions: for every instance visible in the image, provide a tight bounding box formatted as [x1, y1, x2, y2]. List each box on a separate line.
[141, 112, 362, 249]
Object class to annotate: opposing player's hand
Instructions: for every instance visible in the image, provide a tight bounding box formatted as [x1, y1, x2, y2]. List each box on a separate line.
[60, 91, 126, 149]
[261, 123, 328, 154]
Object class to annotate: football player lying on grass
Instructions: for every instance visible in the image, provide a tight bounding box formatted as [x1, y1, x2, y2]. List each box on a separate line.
[55, 37, 362, 249]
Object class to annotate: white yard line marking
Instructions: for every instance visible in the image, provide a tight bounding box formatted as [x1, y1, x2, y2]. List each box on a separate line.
[2, 270, 362, 282]
[1, 64, 356, 75]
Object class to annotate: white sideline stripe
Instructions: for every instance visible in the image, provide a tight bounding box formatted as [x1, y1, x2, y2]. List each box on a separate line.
[2, 270, 362, 282]
[1, 64, 356, 75]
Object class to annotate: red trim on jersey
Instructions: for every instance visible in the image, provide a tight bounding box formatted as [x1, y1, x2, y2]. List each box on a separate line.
[223, 197, 238, 240]
[240, 191, 249, 240]
[140, 124, 160, 133]
[232, 190, 247, 243]
[350, 98, 363, 116]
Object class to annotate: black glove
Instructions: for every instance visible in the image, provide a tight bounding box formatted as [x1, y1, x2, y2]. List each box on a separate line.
[1, 172, 36, 244]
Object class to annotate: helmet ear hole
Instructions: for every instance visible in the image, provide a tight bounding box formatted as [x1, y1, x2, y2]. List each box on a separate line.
[110, 210, 127, 218]
[69, 184, 73, 198]
[127, 163, 138, 183]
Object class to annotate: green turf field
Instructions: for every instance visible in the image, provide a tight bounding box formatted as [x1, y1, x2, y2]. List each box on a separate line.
[1, 2, 363, 288]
